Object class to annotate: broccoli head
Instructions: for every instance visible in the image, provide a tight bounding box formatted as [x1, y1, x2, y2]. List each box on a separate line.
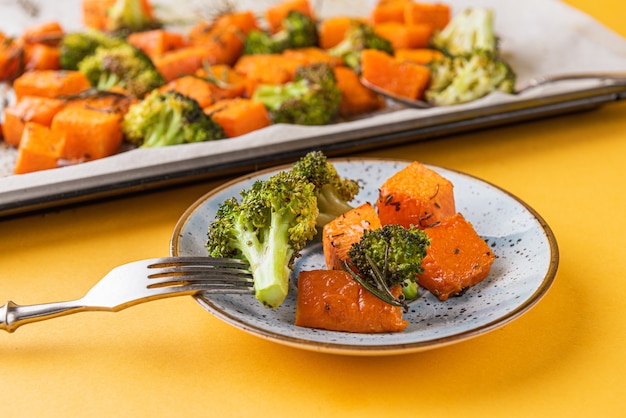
[252, 62, 342, 125]
[59, 29, 124, 70]
[328, 20, 394, 72]
[431, 8, 498, 56]
[106, 0, 162, 35]
[344, 224, 431, 309]
[425, 51, 516, 106]
[77, 42, 164, 97]
[206, 170, 319, 308]
[243, 10, 318, 55]
[122, 90, 227, 147]
[291, 151, 360, 227]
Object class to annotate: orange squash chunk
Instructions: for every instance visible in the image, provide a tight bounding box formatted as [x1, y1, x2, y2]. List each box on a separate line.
[295, 269, 408, 333]
[282, 47, 344, 68]
[371, 0, 412, 24]
[191, 25, 246, 66]
[127, 29, 187, 59]
[203, 98, 270, 137]
[188, 10, 259, 42]
[13, 70, 91, 101]
[158, 75, 217, 108]
[418, 213, 495, 301]
[404, 2, 451, 31]
[234, 54, 303, 96]
[154, 46, 217, 82]
[374, 22, 433, 49]
[13, 122, 66, 174]
[23, 43, 61, 71]
[318, 16, 366, 49]
[395, 48, 444, 65]
[21, 21, 64, 45]
[2, 96, 65, 147]
[322, 202, 382, 270]
[376, 161, 455, 228]
[361, 49, 430, 100]
[51, 95, 131, 161]
[81, 0, 116, 30]
[333, 66, 385, 117]
[0, 32, 23, 82]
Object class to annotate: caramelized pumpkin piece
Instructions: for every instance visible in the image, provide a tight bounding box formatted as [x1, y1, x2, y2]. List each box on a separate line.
[51, 94, 131, 161]
[403, 2, 451, 30]
[418, 213, 495, 300]
[203, 98, 271, 137]
[334, 66, 385, 117]
[2, 96, 65, 147]
[13, 70, 91, 101]
[127, 29, 187, 60]
[376, 160, 456, 229]
[360, 48, 430, 101]
[14, 122, 66, 174]
[322, 202, 381, 270]
[295, 269, 408, 333]
[158, 75, 218, 108]
[373, 22, 433, 49]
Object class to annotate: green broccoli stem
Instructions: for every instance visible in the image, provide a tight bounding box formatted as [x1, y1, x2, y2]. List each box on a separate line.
[97, 72, 123, 91]
[240, 211, 293, 309]
[143, 109, 184, 147]
[230, 207, 293, 309]
[315, 184, 355, 226]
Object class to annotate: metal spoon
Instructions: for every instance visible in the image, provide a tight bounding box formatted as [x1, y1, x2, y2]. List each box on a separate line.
[360, 71, 626, 109]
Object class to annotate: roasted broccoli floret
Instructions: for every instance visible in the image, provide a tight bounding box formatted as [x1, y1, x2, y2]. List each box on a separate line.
[77, 42, 164, 97]
[291, 151, 360, 227]
[243, 10, 318, 55]
[425, 51, 516, 106]
[344, 224, 431, 309]
[59, 29, 124, 70]
[431, 8, 498, 56]
[206, 170, 319, 308]
[122, 90, 226, 147]
[106, 0, 162, 35]
[252, 62, 341, 125]
[328, 20, 394, 72]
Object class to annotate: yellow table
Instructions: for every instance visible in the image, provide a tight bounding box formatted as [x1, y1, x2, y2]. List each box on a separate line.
[1, 1, 625, 416]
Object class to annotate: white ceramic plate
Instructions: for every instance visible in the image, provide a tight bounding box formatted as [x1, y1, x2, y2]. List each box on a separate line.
[170, 159, 559, 355]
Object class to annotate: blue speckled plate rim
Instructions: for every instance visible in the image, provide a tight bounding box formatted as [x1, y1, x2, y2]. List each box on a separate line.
[170, 158, 560, 356]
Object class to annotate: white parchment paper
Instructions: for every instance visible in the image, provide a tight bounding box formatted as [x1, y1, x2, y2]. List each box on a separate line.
[1, 0, 626, 207]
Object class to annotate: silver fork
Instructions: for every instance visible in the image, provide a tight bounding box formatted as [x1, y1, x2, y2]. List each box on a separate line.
[0, 257, 253, 333]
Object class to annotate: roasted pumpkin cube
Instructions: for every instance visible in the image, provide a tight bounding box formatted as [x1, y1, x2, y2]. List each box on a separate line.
[295, 269, 408, 333]
[376, 161, 456, 228]
[418, 212, 496, 300]
[322, 202, 381, 271]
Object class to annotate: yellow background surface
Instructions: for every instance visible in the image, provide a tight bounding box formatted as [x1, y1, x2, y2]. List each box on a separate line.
[1, 1, 625, 416]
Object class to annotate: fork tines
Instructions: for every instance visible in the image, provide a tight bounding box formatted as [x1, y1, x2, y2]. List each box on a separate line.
[147, 257, 253, 292]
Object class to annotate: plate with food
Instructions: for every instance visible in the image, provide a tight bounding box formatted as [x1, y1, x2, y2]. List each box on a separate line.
[170, 155, 559, 355]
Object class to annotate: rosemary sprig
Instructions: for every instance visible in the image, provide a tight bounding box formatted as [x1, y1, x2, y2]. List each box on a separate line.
[197, 61, 232, 89]
[342, 252, 409, 312]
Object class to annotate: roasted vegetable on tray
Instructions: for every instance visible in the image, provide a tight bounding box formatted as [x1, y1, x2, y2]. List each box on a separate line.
[1, 0, 517, 175]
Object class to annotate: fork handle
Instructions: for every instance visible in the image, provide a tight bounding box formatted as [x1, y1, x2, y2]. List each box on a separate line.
[0, 300, 85, 333]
